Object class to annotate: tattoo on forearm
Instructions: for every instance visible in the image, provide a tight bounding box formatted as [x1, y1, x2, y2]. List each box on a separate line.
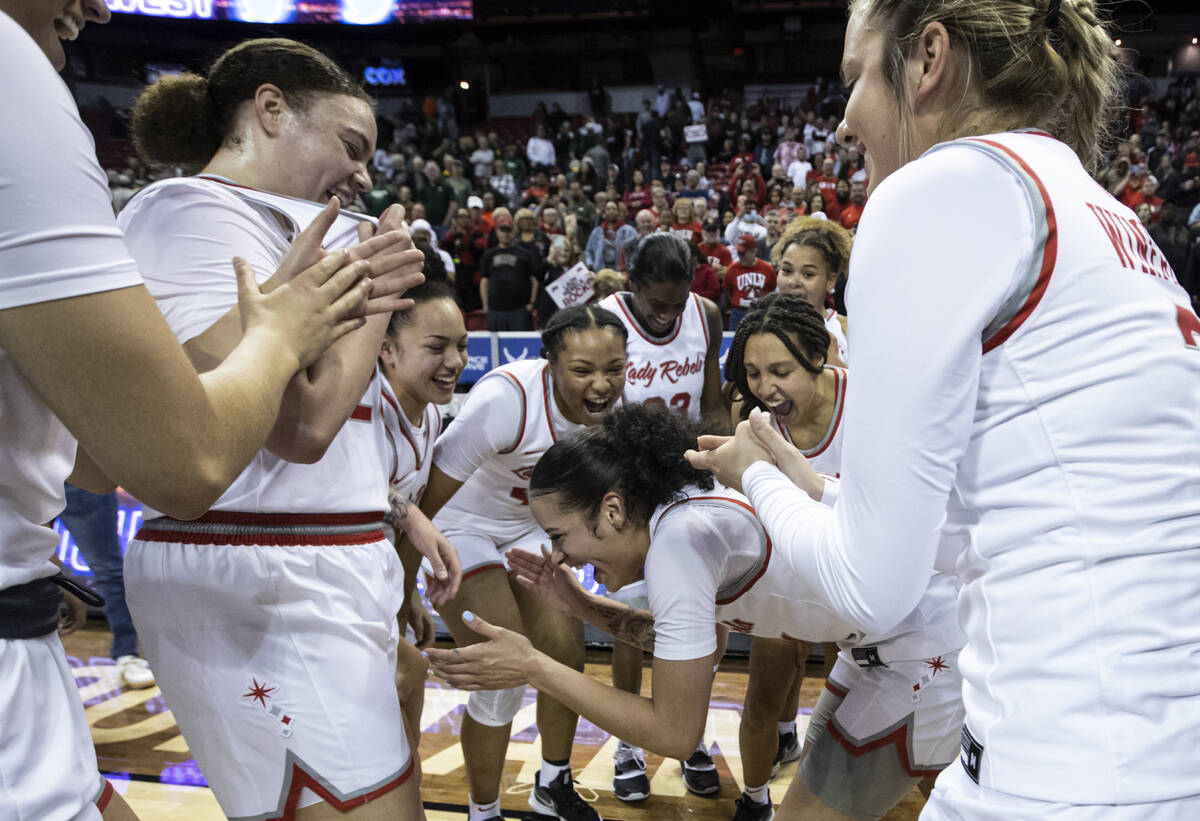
[384, 488, 410, 528]
[583, 598, 656, 653]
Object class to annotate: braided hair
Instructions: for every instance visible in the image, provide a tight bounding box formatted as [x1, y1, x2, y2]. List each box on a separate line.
[724, 293, 830, 421]
[530, 403, 714, 526]
[540, 305, 627, 362]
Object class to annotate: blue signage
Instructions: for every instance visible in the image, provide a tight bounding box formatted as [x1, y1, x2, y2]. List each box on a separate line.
[364, 66, 406, 86]
[496, 332, 541, 367]
[461, 333, 493, 385]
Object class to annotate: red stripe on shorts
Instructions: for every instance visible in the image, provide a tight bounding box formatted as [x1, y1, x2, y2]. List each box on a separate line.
[266, 755, 416, 821]
[826, 715, 943, 778]
[95, 779, 114, 811]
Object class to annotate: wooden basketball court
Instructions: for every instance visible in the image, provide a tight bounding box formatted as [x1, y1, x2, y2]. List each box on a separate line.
[62, 623, 926, 819]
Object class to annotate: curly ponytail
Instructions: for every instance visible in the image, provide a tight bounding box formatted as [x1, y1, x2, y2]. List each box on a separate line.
[530, 403, 714, 525]
[132, 38, 370, 167]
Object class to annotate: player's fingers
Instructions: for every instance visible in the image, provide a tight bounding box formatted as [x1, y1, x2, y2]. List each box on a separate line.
[367, 249, 425, 280]
[747, 406, 791, 456]
[696, 434, 732, 452]
[357, 220, 374, 243]
[378, 204, 409, 234]
[364, 296, 415, 317]
[684, 448, 714, 471]
[460, 610, 503, 639]
[291, 197, 340, 259]
[350, 229, 408, 263]
[232, 256, 261, 307]
[326, 275, 373, 323]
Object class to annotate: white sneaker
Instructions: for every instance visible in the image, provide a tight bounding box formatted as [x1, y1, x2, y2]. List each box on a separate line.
[116, 655, 155, 689]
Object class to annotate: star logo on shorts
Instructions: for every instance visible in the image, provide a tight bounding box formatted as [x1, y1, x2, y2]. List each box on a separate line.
[242, 677, 276, 708]
[925, 656, 950, 676]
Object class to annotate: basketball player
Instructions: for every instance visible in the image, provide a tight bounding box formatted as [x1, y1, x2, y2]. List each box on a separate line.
[724, 294, 963, 820]
[377, 278, 469, 750]
[0, 9, 397, 821]
[418, 306, 627, 821]
[595, 231, 725, 800]
[772, 217, 851, 367]
[116, 40, 453, 821]
[688, 1, 1200, 818]
[424, 404, 930, 817]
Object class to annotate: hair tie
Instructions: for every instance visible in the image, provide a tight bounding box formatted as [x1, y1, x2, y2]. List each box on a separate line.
[1046, 0, 1062, 30]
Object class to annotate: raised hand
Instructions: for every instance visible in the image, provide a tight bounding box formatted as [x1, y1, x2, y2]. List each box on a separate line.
[746, 407, 824, 500]
[684, 418, 774, 493]
[507, 546, 588, 616]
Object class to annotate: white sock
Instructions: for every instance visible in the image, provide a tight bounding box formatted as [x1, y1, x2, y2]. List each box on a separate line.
[540, 758, 570, 786]
[744, 783, 770, 804]
[777, 720, 797, 736]
[468, 797, 500, 821]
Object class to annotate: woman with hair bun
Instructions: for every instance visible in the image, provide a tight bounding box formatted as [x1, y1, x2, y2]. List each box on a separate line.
[772, 216, 852, 366]
[417, 305, 627, 821]
[117, 37, 450, 821]
[423, 403, 873, 813]
[690, 0, 1200, 818]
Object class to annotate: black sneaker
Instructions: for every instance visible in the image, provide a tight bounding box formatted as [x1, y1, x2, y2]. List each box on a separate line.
[528, 768, 602, 820]
[730, 794, 775, 821]
[770, 729, 802, 778]
[612, 740, 650, 802]
[681, 745, 720, 796]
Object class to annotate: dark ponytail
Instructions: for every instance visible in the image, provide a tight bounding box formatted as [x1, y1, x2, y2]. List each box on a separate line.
[132, 38, 370, 166]
[627, 231, 693, 288]
[530, 403, 714, 525]
[724, 293, 830, 421]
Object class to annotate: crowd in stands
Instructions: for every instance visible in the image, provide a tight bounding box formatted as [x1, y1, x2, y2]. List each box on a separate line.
[100, 75, 1200, 331]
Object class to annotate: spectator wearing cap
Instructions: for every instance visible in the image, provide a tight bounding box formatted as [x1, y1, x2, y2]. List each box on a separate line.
[724, 195, 768, 246]
[723, 234, 777, 332]
[698, 217, 732, 285]
[586, 199, 637, 271]
[527, 123, 556, 173]
[688, 241, 721, 303]
[467, 194, 493, 234]
[480, 208, 539, 331]
[410, 218, 457, 279]
[839, 179, 869, 230]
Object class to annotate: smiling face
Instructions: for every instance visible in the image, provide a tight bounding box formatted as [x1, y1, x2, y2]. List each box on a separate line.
[776, 243, 835, 310]
[531, 491, 649, 591]
[836, 6, 907, 194]
[629, 278, 692, 336]
[276, 92, 375, 204]
[7, 0, 110, 70]
[743, 331, 823, 425]
[548, 328, 627, 426]
[380, 297, 469, 413]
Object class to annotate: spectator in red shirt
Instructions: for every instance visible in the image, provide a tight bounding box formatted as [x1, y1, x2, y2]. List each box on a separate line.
[839, 179, 868, 230]
[688, 241, 721, 303]
[669, 198, 703, 245]
[728, 159, 767, 208]
[729, 133, 755, 175]
[723, 233, 777, 331]
[623, 168, 652, 213]
[808, 156, 839, 207]
[698, 217, 732, 285]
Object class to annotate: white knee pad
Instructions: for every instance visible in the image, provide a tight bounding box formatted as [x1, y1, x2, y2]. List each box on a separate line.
[466, 685, 527, 727]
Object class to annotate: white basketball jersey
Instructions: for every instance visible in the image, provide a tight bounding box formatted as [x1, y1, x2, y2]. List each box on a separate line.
[437, 359, 579, 535]
[598, 292, 709, 419]
[824, 308, 848, 364]
[770, 369, 962, 663]
[925, 133, 1200, 802]
[377, 366, 442, 507]
[119, 176, 390, 514]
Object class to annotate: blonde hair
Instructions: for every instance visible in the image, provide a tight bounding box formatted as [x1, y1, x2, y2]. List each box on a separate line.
[853, 0, 1120, 172]
[772, 215, 854, 276]
[591, 269, 626, 302]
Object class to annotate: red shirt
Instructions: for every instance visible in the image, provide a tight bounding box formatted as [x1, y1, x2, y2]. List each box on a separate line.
[698, 241, 732, 277]
[669, 221, 703, 245]
[623, 185, 652, 212]
[691, 262, 721, 302]
[839, 201, 865, 230]
[723, 259, 777, 308]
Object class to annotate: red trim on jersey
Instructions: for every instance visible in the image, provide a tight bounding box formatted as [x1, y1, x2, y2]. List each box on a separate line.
[805, 368, 846, 459]
[966, 139, 1059, 354]
[612, 293, 686, 346]
[542, 366, 558, 443]
[823, 679, 849, 699]
[263, 755, 416, 821]
[826, 717, 943, 778]
[382, 388, 427, 473]
[187, 511, 385, 526]
[696, 295, 711, 350]
[135, 528, 386, 547]
[1023, 130, 1057, 140]
[95, 779, 114, 812]
[658, 495, 774, 605]
[350, 405, 373, 422]
[492, 370, 528, 454]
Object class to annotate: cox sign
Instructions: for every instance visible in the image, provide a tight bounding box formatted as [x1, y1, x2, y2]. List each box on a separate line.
[364, 66, 406, 87]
